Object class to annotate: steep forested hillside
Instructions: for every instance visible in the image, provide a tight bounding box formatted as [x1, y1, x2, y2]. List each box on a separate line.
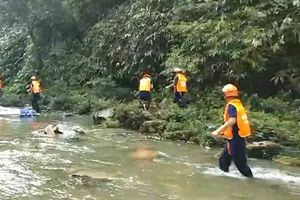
[0, 0, 299, 96]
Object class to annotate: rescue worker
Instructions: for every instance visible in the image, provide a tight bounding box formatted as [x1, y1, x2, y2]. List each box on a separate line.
[0, 74, 5, 97]
[138, 72, 153, 111]
[28, 76, 42, 113]
[173, 68, 188, 107]
[211, 84, 253, 178]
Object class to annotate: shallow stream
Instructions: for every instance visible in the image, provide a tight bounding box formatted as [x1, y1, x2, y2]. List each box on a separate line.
[0, 115, 299, 200]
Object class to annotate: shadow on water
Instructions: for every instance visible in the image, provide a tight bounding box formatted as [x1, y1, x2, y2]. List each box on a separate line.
[0, 115, 300, 200]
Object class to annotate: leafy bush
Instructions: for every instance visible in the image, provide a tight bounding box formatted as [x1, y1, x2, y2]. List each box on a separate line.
[50, 95, 76, 111]
[260, 97, 290, 114]
[0, 93, 28, 107]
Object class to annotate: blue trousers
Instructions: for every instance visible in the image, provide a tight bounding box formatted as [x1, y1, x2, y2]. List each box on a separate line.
[219, 137, 253, 177]
[138, 91, 151, 110]
[174, 91, 187, 107]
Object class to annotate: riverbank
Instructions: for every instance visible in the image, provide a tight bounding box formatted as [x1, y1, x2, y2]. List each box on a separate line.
[1, 86, 300, 166]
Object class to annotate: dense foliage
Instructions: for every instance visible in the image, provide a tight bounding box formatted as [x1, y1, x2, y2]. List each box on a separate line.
[0, 0, 299, 95]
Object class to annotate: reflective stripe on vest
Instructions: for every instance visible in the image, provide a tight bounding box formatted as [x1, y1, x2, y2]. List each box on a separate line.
[223, 99, 251, 139]
[176, 73, 187, 92]
[139, 77, 152, 92]
[31, 80, 41, 94]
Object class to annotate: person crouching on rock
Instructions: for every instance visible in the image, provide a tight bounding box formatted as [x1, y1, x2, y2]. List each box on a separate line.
[138, 72, 153, 111]
[211, 84, 253, 178]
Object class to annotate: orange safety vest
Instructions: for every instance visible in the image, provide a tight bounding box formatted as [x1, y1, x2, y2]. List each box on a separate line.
[139, 77, 153, 92]
[223, 99, 251, 140]
[175, 73, 188, 93]
[31, 80, 42, 94]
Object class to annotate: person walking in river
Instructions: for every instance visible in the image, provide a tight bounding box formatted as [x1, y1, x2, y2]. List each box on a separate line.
[27, 76, 42, 113]
[211, 84, 253, 178]
[138, 72, 153, 111]
[173, 68, 188, 107]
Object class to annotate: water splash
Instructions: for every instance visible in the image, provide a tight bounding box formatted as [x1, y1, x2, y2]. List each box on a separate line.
[196, 163, 300, 195]
[0, 150, 45, 198]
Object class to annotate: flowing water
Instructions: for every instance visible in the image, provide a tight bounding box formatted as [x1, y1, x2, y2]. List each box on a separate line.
[0, 115, 299, 200]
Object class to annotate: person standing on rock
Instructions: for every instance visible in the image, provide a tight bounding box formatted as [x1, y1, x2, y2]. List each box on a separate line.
[138, 72, 153, 111]
[173, 68, 188, 107]
[27, 76, 42, 113]
[211, 84, 253, 178]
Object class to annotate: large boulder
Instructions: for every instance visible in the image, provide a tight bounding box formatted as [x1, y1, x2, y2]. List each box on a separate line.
[54, 124, 84, 140]
[32, 123, 85, 140]
[92, 108, 114, 125]
[117, 110, 153, 130]
[139, 120, 167, 135]
[247, 141, 283, 159]
[32, 125, 56, 138]
[251, 129, 285, 143]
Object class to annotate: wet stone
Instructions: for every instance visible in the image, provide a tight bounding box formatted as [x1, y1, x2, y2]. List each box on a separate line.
[70, 170, 114, 182]
[161, 130, 193, 141]
[139, 120, 167, 135]
[247, 141, 283, 159]
[92, 108, 114, 125]
[31, 123, 85, 140]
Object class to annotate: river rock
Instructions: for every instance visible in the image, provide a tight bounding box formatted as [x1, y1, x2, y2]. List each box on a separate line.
[0, 136, 13, 141]
[54, 124, 82, 140]
[247, 141, 283, 159]
[44, 125, 56, 136]
[116, 109, 153, 130]
[161, 130, 193, 141]
[71, 170, 114, 182]
[92, 108, 114, 125]
[252, 129, 284, 143]
[73, 126, 85, 134]
[63, 113, 75, 118]
[32, 123, 85, 140]
[139, 120, 167, 135]
[31, 125, 56, 138]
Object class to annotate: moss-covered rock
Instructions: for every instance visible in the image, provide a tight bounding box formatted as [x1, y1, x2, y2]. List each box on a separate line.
[251, 129, 284, 143]
[139, 120, 167, 135]
[161, 130, 194, 141]
[103, 119, 120, 128]
[247, 141, 283, 159]
[274, 156, 300, 167]
[114, 102, 153, 130]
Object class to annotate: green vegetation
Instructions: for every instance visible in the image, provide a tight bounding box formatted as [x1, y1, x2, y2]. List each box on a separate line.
[0, 0, 299, 161]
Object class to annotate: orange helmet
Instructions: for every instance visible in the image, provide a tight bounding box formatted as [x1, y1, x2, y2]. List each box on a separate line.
[222, 84, 239, 97]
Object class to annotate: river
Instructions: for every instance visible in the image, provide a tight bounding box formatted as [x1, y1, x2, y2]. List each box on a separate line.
[0, 115, 299, 200]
